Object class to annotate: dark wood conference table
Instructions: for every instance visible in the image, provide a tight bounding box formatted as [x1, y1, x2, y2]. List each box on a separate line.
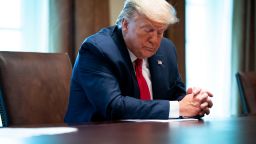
[1, 115, 256, 144]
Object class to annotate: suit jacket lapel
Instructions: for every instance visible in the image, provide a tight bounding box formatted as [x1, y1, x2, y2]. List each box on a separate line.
[148, 54, 166, 99]
[111, 26, 140, 99]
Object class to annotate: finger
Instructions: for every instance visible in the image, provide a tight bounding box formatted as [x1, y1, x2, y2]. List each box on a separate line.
[188, 101, 200, 108]
[206, 91, 213, 97]
[199, 109, 205, 116]
[204, 107, 210, 115]
[200, 102, 208, 109]
[199, 111, 204, 116]
[186, 87, 193, 94]
[192, 87, 201, 95]
[196, 92, 208, 102]
[207, 97, 213, 108]
[201, 89, 213, 97]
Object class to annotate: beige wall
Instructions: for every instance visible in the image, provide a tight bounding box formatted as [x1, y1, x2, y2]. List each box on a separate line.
[109, 0, 124, 25]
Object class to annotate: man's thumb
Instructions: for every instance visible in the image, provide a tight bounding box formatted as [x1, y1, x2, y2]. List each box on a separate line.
[187, 87, 193, 94]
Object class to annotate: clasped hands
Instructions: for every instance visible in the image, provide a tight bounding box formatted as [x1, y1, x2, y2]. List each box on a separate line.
[179, 87, 213, 118]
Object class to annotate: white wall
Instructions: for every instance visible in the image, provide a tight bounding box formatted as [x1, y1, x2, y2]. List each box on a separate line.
[186, 0, 233, 118]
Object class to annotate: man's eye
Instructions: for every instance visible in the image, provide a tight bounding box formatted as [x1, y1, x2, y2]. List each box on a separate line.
[144, 28, 153, 33]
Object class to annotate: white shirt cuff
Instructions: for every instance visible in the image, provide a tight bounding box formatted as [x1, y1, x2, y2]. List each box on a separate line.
[168, 101, 180, 118]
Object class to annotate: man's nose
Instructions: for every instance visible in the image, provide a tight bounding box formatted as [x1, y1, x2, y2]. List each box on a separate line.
[148, 31, 158, 45]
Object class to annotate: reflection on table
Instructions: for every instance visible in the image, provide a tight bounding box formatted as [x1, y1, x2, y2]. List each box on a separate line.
[0, 115, 256, 144]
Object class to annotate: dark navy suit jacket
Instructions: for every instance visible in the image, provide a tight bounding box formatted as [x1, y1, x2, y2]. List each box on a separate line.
[64, 26, 186, 124]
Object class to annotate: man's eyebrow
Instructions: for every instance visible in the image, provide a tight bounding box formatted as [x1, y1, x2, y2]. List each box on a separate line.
[158, 28, 166, 31]
[141, 22, 166, 31]
[140, 24, 153, 28]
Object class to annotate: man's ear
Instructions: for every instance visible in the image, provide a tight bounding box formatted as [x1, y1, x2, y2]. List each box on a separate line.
[121, 18, 129, 32]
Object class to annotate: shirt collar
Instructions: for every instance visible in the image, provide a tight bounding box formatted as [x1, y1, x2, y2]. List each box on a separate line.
[127, 49, 149, 68]
[128, 49, 137, 63]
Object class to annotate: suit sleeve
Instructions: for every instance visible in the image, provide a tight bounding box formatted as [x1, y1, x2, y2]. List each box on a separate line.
[76, 42, 170, 120]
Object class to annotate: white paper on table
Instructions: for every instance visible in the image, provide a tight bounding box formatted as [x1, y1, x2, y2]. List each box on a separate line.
[0, 127, 77, 139]
[122, 118, 199, 123]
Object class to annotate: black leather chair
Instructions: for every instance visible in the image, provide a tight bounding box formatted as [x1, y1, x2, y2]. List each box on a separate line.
[236, 72, 256, 114]
[0, 51, 72, 126]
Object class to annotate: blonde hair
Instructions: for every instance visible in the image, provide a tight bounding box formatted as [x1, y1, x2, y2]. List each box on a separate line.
[116, 0, 179, 26]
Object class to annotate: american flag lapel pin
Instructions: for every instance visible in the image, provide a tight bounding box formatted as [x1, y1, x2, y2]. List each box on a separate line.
[157, 60, 163, 65]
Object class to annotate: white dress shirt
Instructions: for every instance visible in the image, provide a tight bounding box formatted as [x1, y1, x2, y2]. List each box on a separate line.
[128, 50, 179, 118]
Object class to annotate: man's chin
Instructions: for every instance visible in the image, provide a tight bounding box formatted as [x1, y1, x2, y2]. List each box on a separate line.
[141, 53, 155, 59]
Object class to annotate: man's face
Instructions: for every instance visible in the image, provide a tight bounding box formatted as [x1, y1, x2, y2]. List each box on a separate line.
[122, 14, 168, 59]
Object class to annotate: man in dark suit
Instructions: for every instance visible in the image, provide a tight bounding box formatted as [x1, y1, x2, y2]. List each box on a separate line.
[65, 0, 213, 124]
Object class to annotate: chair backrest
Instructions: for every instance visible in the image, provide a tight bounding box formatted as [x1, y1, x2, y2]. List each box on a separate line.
[0, 51, 72, 126]
[236, 72, 256, 114]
